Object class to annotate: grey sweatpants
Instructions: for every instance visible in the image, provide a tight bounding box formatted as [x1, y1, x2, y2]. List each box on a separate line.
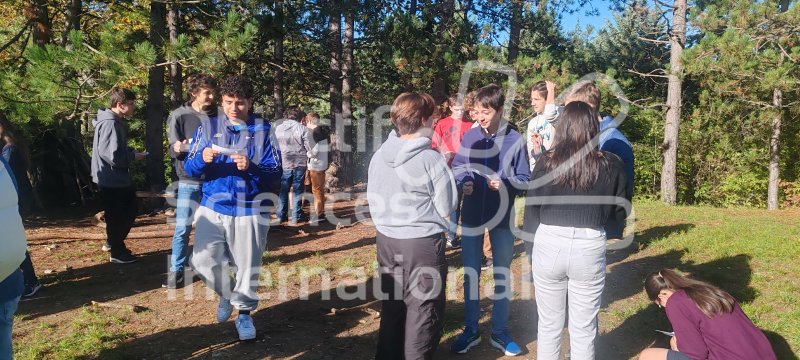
[375, 231, 447, 360]
[190, 206, 268, 311]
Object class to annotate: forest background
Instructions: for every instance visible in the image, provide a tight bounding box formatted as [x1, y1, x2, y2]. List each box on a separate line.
[0, 0, 798, 209]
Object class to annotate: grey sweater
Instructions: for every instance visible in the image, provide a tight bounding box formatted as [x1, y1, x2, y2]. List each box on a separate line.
[274, 119, 310, 170]
[367, 131, 456, 239]
[91, 109, 135, 188]
[168, 103, 214, 181]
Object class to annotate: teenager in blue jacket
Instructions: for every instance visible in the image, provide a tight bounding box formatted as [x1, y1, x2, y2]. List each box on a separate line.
[184, 75, 281, 341]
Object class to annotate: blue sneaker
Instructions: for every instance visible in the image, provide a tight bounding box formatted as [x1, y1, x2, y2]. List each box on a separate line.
[490, 332, 522, 356]
[450, 328, 481, 354]
[217, 297, 233, 323]
[235, 314, 256, 340]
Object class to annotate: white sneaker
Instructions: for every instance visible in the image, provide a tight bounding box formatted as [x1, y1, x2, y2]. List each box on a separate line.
[235, 314, 256, 340]
[217, 297, 233, 323]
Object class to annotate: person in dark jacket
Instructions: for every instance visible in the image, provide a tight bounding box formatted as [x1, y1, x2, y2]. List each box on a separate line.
[0, 118, 41, 297]
[90, 87, 147, 264]
[523, 101, 629, 360]
[449, 84, 531, 357]
[640, 269, 776, 360]
[565, 81, 634, 246]
[184, 75, 282, 341]
[163, 73, 217, 289]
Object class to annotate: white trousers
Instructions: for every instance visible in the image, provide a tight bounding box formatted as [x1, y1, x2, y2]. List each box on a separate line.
[533, 224, 606, 360]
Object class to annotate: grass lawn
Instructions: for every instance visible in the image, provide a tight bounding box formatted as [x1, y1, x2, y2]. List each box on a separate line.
[12, 199, 800, 359]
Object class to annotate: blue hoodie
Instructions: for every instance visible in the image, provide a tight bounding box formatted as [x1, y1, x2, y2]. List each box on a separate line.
[451, 123, 531, 229]
[599, 115, 634, 200]
[185, 113, 282, 217]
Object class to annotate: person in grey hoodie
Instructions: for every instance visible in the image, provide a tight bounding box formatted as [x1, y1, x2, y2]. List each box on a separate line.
[274, 106, 310, 225]
[163, 73, 217, 289]
[368, 92, 456, 360]
[90, 87, 146, 264]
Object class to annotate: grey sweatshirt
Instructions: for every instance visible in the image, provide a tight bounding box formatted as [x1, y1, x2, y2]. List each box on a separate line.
[274, 119, 310, 170]
[91, 109, 134, 188]
[168, 103, 215, 181]
[367, 131, 457, 239]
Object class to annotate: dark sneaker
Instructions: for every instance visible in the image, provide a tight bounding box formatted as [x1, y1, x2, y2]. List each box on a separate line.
[451, 328, 481, 354]
[162, 271, 185, 289]
[481, 257, 493, 270]
[490, 332, 522, 356]
[445, 233, 461, 249]
[23, 282, 42, 297]
[110, 253, 138, 264]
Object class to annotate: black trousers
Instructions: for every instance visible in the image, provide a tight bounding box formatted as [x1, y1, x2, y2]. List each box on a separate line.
[375, 231, 447, 360]
[100, 186, 137, 257]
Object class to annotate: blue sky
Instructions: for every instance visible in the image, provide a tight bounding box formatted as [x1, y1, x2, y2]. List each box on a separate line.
[559, 1, 618, 34]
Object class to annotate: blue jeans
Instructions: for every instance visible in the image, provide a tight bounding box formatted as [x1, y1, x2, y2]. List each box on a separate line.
[460, 227, 515, 335]
[447, 188, 463, 240]
[0, 296, 18, 360]
[278, 167, 306, 222]
[170, 181, 202, 272]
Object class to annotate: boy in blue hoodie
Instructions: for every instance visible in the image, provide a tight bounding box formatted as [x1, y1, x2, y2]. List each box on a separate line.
[184, 75, 282, 341]
[450, 84, 531, 356]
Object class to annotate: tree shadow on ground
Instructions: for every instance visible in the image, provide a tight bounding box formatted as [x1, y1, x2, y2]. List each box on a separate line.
[17, 248, 171, 321]
[91, 271, 537, 360]
[607, 223, 696, 266]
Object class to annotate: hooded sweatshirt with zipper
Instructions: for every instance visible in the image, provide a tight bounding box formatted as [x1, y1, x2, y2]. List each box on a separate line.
[184, 113, 282, 217]
[451, 123, 531, 229]
[367, 130, 457, 239]
[91, 109, 135, 188]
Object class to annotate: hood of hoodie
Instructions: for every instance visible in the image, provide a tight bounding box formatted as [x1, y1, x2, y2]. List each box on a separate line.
[92, 108, 119, 126]
[380, 130, 432, 168]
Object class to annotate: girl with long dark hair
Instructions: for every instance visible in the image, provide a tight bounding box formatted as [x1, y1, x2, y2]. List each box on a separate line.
[639, 269, 776, 360]
[522, 101, 629, 360]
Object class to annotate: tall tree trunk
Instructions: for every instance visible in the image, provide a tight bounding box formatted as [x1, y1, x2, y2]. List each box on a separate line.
[508, 0, 522, 64]
[431, 0, 455, 103]
[660, 0, 686, 205]
[328, 3, 342, 118]
[768, 0, 789, 210]
[25, 0, 51, 46]
[340, 1, 355, 186]
[146, 2, 167, 192]
[168, 3, 182, 109]
[768, 88, 782, 210]
[273, 0, 285, 120]
[328, 1, 343, 188]
[61, 0, 81, 46]
[410, 0, 417, 15]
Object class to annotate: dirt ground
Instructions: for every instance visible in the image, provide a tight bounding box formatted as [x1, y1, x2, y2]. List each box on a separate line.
[15, 194, 664, 360]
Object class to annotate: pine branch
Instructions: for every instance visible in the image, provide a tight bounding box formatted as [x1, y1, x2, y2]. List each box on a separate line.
[637, 36, 669, 45]
[0, 20, 33, 54]
[628, 68, 669, 78]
